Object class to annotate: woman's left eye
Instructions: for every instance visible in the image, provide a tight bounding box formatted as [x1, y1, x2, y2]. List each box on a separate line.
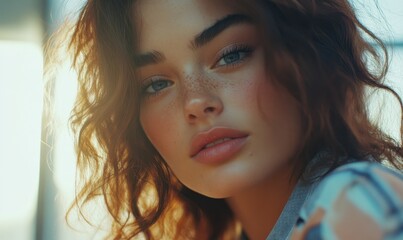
[215, 45, 254, 68]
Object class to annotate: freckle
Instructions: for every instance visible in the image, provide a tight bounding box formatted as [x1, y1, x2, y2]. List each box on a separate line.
[201, 74, 219, 90]
[183, 72, 249, 94]
[183, 73, 209, 92]
[167, 98, 176, 110]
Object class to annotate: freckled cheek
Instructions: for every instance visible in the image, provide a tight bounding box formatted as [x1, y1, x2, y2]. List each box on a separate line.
[226, 64, 268, 110]
[230, 61, 298, 131]
[139, 103, 182, 157]
[239, 59, 291, 117]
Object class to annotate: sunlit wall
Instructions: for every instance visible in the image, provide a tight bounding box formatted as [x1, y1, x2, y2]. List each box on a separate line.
[0, 41, 43, 240]
[0, 0, 44, 239]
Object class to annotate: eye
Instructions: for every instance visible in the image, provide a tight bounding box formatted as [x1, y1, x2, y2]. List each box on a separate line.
[215, 44, 254, 68]
[143, 79, 173, 94]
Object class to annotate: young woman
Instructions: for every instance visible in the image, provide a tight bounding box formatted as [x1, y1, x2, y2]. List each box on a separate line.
[65, 0, 403, 239]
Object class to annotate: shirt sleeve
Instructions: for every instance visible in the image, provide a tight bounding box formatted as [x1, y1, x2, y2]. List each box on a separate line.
[289, 161, 403, 240]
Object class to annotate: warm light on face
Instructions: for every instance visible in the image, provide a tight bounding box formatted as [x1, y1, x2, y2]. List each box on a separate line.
[0, 41, 43, 236]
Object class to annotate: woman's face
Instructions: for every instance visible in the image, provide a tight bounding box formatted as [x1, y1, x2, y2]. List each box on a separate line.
[133, 0, 302, 198]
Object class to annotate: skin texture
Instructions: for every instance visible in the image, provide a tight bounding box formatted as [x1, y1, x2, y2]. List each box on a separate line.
[134, 0, 302, 238]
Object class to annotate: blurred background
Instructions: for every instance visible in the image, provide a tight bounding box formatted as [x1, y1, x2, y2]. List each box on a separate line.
[0, 0, 402, 239]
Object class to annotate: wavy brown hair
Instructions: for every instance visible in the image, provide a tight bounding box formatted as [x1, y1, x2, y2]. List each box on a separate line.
[63, 0, 403, 239]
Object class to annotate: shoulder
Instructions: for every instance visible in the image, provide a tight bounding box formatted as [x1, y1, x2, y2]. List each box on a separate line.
[305, 161, 403, 213]
[290, 161, 403, 240]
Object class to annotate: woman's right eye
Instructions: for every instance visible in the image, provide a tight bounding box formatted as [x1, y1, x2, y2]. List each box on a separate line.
[143, 79, 173, 94]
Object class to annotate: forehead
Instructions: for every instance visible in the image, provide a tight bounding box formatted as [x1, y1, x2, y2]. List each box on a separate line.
[132, 0, 240, 50]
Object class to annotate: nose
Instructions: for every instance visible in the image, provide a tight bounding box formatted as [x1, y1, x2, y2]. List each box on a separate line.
[184, 90, 223, 123]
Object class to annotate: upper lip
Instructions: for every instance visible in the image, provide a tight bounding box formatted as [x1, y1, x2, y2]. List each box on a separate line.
[190, 127, 249, 157]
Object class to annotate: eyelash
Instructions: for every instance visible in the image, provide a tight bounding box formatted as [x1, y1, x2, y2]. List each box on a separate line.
[214, 44, 254, 68]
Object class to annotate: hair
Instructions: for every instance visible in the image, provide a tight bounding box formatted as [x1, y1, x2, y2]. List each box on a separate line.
[61, 0, 403, 239]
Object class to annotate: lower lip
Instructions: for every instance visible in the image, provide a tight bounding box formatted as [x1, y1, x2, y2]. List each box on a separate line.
[192, 136, 248, 164]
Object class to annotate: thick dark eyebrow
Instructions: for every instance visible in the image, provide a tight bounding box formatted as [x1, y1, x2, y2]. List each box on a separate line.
[192, 14, 252, 49]
[133, 50, 165, 68]
[133, 14, 252, 68]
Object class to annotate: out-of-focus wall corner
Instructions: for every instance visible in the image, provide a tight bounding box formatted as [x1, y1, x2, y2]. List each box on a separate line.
[0, 1, 47, 240]
[0, 0, 44, 43]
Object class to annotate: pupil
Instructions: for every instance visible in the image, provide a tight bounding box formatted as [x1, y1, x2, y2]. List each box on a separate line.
[224, 52, 240, 63]
[152, 81, 167, 91]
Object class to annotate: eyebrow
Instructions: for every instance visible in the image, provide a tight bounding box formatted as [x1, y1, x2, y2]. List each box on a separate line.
[133, 50, 165, 68]
[133, 13, 252, 68]
[192, 13, 252, 48]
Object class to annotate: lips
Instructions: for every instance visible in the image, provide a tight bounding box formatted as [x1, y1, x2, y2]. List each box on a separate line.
[190, 127, 249, 164]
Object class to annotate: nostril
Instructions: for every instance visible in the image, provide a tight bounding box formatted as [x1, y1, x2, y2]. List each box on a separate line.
[204, 106, 216, 113]
[184, 97, 223, 122]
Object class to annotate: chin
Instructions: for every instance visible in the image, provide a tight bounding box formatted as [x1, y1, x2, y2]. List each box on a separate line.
[191, 172, 260, 199]
[203, 188, 234, 199]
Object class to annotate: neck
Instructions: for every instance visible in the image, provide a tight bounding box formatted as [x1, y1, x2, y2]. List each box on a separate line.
[226, 165, 297, 240]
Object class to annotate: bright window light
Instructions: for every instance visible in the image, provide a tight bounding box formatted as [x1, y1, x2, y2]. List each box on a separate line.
[51, 37, 110, 240]
[0, 41, 43, 240]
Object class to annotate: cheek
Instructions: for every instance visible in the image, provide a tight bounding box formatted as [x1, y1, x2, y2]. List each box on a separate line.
[140, 102, 181, 157]
[219, 58, 266, 108]
[257, 81, 303, 156]
[236, 64, 302, 152]
[260, 84, 301, 129]
[241, 59, 300, 128]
